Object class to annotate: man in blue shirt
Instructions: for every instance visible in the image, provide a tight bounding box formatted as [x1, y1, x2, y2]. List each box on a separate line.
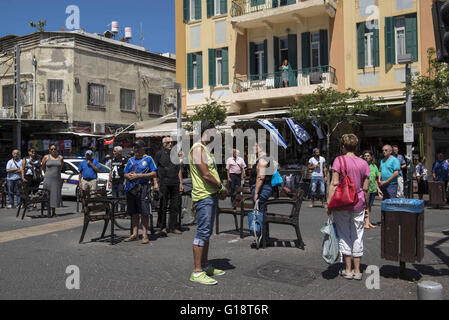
[124, 140, 158, 244]
[379, 145, 401, 200]
[78, 150, 101, 192]
[392, 145, 406, 198]
[6, 149, 22, 209]
[432, 152, 449, 202]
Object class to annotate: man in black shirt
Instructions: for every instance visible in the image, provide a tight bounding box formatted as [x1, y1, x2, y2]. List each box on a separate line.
[154, 136, 184, 235]
[108, 146, 128, 211]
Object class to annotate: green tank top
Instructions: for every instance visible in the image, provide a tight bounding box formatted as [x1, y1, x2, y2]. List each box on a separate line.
[189, 142, 221, 202]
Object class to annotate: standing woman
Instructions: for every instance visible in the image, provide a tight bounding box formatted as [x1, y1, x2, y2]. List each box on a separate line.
[42, 143, 63, 217]
[280, 59, 289, 88]
[327, 134, 370, 280]
[21, 148, 43, 209]
[362, 151, 383, 229]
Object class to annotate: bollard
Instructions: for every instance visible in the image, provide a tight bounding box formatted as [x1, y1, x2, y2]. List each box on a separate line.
[417, 281, 443, 300]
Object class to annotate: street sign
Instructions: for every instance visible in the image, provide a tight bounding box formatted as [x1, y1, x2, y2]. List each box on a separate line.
[404, 123, 414, 143]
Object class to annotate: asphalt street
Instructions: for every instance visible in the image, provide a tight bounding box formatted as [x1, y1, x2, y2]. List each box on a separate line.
[0, 198, 448, 300]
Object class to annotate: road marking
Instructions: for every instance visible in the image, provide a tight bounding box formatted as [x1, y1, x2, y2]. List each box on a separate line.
[424, 240, 449, 248]
[0, 217, 85, 244]
[425, 232, 449, 239]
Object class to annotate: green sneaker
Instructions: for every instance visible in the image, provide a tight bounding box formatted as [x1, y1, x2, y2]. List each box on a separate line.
[206, 265, 226, 276]
[190, 271, 218, 285]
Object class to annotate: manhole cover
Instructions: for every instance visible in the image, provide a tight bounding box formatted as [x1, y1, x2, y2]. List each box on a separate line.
[245, 261, 320, 287]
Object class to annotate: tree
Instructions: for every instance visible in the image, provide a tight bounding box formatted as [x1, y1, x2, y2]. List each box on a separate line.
[407, 48, 449, 119]
[183, 98, 227, 132]
[29, 20, 47, 32]
[289, 87, 386, 164]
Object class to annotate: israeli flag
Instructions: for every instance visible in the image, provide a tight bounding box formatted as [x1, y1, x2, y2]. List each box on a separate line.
[286, 118, 311, 145]
[312, 117, 326, 140]
[257, 119, 288, 149]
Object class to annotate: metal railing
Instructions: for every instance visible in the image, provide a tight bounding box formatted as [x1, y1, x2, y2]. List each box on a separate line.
[231, 0, 308, 18]
[232, 66, 337, 93]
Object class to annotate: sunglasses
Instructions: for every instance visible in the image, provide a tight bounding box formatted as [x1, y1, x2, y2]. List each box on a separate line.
[50, 148, 57, 151]
[164, 141, 174, 145]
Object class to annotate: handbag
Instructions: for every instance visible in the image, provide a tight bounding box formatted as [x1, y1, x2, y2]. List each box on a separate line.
[248, 200, 263, 248]
[271, 171, 284, 187]
[320, 216, 340, 264]
[328, 156, 359, 210]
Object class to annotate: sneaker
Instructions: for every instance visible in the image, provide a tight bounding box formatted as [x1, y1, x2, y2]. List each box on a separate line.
[206, 265, 225, 277]
[340, 270, 353, 280]
[7, 205, 12, 209]
[190, 271, 217, 285]
[352, 271, 363, 280]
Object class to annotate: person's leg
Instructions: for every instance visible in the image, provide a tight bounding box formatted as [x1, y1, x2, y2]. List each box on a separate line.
[397, 176, 404, 198]
[160, 185, 169, 233]
[319, 178, 326, 207]
[131, 215, 139, 237]
[389, 184, 398, 199]
[141, 215, 149, 239]
[201, 241, 210, 269]
[310, 178, 317, 207]
[7, 180, 14, 207]
[333, 211, 353, 274]
[169, 185, 181, 232]
[352, 210, 365, 275]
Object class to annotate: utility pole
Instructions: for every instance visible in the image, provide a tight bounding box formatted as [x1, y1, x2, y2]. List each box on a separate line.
[14, 45, 21, 151]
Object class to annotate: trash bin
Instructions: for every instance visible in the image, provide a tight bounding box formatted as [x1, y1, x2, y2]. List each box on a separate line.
[381, 199, 425, 275]
[428, 181, 446, 208]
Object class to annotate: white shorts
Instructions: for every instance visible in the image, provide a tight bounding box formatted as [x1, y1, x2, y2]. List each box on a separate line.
[332, 209, 365, 258]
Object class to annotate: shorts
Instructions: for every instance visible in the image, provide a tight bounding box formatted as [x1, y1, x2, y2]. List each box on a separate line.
[311, 177, 326, 196]
[417, 180, 428, 195]
[193, 195, 218, 247]
[368, 193, 376, 207]
[126, 184, 151, 216]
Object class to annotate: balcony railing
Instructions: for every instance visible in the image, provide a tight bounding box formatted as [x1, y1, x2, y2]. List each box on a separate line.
[231, 0, 311, 18]
[232, 66, 337, 94]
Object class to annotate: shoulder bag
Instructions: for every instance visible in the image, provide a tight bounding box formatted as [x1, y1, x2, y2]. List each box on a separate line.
[328, 156, 359, 210]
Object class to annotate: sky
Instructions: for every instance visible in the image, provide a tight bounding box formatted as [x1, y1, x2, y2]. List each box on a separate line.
[0, 0, 176, 54]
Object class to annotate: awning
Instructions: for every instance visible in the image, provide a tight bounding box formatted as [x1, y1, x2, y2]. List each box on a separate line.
[131, 122, 180, 138]
[30, 131, 106, 138]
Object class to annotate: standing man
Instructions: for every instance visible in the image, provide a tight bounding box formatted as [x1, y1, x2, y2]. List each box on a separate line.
[379, 145, 401, 199]
[226, 148, 246, 205]
[6, 149, 22, 209]
[308, 148, 327, 208]
[392, 145, 406, 198]
[432, 152, 449, 203]
[189, 121, 227, 285]
[108, 146, 128, 211]
[124, 140, 158, 244]
[78, 150, 101, 192]
[154, 136, 184, 236]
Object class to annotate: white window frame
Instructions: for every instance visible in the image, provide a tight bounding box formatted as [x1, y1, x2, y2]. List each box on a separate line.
[120, 89, 136, 112]
[395, 26, 406, 64]
[311, 32, 320, 69]
[255, 48, 264, 80]
[364, 32, 374, 68]
[216, 49, 223, 86]
[192, 54, 198, 89]
[190, 0, 196, 21]
[215, 0, 223, 15]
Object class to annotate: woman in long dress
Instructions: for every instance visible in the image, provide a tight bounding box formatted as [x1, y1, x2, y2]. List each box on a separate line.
[42, 143, 63, 217]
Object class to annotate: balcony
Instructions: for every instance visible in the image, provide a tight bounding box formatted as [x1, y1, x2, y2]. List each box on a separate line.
[232, 66, 337, 103]
[231, 0, 337, 30]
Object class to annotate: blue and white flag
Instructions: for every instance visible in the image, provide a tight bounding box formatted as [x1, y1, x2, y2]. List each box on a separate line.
[286, 118, 311, 145]
[312, 117, 325, 140]
[257, 119, 288, 149]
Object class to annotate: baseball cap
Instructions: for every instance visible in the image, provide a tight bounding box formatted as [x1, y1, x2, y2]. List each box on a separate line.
[85, 150, 94, 156]
[133, 140, 146, 148]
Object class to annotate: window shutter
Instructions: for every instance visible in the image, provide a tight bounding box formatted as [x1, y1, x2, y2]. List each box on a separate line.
[273, 36, 280, 88]
[385, 17, 395, 64]
[319, 29, 329, 72]
[207, 0, 214, 17]
[272, 0, 278, 8]
[250, 42, 256, 79]
[301, 32, 311, 74]
[209, 49, 216, 86]
[187, 53, 193, 90]
[357, 22, 365, 69]
[195, 0, 202, 20]
[222, 47, 229, 85]
[373, 26, 380, 67]
[183, 0, 190, 22]
[197, 52, 203, 89]
[288, 34, 298, 86]
[263, 39, 268, 79]
[287, 0, 295, 4]
[221, 0, 227, 14]
[405, 14, 418, 62]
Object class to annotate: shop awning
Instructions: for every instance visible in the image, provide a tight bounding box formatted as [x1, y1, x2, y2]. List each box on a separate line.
[131, 122, 181, 138]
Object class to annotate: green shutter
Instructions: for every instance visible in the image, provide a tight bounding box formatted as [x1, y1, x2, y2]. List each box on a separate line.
[287, 0, 295, 5]
[385, 17, 395, 64]
[405, 14, 418, 62]
[301, 32, 311, 75]
[272, 0, 278, 8]
[187, 53, 193, 90]
[195, 0, 202, 20]
[209, 49, 216, 86]
[357, 22, 365, 69]
[221, 0, 227, 14]
[222, 47, 229, 85]
[197, 52, 203, 89]
[207, 0, 214, 17]
[288, 34, 298, 86]
[373, 26, 380, 67]
[263, 39, 268, 79]
[273, 36, 280, 88]
[183, 0, 190, 22]
[249, 42, 256, 80]
[320, 29, 329, 72]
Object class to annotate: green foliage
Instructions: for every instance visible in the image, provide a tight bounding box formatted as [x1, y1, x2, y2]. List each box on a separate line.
[407, 48, 449, 119]
[29, 20, 46, 32]
[183, 99, 227, 132]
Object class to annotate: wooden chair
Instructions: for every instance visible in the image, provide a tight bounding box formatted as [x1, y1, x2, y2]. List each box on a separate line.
[16, 182, 50, 220]
[261, 189, 305, 250]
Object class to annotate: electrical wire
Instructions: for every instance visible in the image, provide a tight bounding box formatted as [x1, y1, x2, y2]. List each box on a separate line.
[0, 60, 13, 81]
[0, 56, 13, 67]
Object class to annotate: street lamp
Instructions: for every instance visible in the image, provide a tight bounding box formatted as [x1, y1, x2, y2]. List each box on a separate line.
[162, 79, 182, 152]
[398, 53, 414, 199]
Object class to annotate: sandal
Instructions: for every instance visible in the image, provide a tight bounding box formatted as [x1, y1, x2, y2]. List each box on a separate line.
[124, 235, 139, 242]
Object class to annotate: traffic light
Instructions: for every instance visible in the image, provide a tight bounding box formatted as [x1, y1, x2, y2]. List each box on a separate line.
[432, 0, 449, 63]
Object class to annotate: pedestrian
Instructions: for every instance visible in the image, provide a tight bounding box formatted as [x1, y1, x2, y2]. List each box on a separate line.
[308, 148, 327, 208]
[226, 148, 246, 206]
[416, 156, 428, 201]
[6, 149, 22, 209]
[108, 146, 127, 211]
[362, 151, 382, 229]
[432, 152, 449, 203]
[280, 59, 289, 88]
[189, 121, 227, 285]
[21, 148, 43, 210]
[379, 145, 401, 200]
[104, 154, 112, 169]
[42, 144, 63, 217]
[123, 140, 158, 244]
[154, 136, 184, 236]
[78, 150, 101, 193]
[392, 145, 407, 198]
[327, 134, 370, 280]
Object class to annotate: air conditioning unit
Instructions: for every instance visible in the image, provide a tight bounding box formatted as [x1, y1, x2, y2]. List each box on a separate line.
[92, 122, 105, 134]
[165, 97, 176, 106]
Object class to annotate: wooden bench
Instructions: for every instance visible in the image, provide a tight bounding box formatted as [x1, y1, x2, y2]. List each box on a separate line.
[16, 182, 50, 220]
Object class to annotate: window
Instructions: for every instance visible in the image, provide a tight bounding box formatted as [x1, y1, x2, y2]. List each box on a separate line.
[148, 94, 162, 114]
[88, 83, 106, 107]
[120, 89, 136, 112]
[311, 32, 320, 69]
[395, 17, 406, 64]
[254, 43, 265, 80]
[48, 80, 63, 103]
[2, 84, 14, 107]
[215, 0, 224, 15]
[187, 52, 203, 90]
[215, 49, 223, 86]
[20, 82, 33, 106]
[364, 32, 374, 67]
[193, 54, 198, 89]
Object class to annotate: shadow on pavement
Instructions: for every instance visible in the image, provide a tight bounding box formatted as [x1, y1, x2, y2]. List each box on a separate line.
[208, 258, 236, 271]
[380, 265, 422, 282]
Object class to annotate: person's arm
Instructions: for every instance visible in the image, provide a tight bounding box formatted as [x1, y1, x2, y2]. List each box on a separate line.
[323, 161, 328, 182]
[327, 170, 340, 213]
[363, 177, 370, 209]
[42, 156, 47, 174]
[6, 161, 21, 174]
[381, 170, 399, 187]
[179, 167, 184, 192]
[191, 146, 221, 190]
[89, 160, 100, 173]
[254, 159, 268, 202]
[21, 158, 27, 181]
[60, 156, 64, 173]
[226, 159, 231, 182]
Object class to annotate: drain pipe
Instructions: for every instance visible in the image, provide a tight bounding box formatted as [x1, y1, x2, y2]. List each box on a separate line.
[32, 56, 37, 120]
